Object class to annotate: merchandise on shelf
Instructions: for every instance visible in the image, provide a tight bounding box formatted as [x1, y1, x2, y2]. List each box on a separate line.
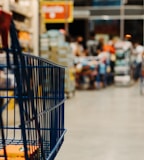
[40, 29, 74, 66]
[9, 0, 34, 53]
[114, 41, 132, 85]
[40, 34, 49, 59]
[40, 29, 75, 97]
[18, 31, 32, 52]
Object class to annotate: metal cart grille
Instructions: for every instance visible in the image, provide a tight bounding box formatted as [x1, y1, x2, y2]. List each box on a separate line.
[0, 14, 66, 160]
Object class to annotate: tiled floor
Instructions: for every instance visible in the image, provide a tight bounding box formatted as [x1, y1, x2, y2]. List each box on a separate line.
[55, 83, 144, 160]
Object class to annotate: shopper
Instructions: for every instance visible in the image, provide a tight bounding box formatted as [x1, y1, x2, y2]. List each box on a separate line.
[70, 36, 86, 57]
[96, 37, 105, 55]
[132, 40, 144, 81]
[86, 31, 98, 56]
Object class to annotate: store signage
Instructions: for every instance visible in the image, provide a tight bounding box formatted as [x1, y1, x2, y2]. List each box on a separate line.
[40, 1, 73, 23]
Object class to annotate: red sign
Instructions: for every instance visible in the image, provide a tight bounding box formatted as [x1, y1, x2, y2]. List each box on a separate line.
[40, 1, 73, 23]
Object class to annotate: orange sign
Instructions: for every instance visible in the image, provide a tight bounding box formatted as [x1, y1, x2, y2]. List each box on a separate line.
[40, 1, 73, 23]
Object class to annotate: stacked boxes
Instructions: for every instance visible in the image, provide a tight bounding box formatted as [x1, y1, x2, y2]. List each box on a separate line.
[40, 29, 75, 97]
[50, 42, 74, 67]
[40, 34, 49, 59]
[49, 42, 75, 97]
[114, 48, 132, 85]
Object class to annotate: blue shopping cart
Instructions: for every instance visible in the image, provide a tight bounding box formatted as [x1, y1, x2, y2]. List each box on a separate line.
[0, 11, 66, 160]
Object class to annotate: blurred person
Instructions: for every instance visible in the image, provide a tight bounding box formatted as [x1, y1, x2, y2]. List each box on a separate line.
[96, 37, 105, 55]
[71, 35, 96, 89]
[70, 35, 86, 57]
[75, 58, 98, 90]
[132, 40, 144, 81]
[96, 48, 109, 88]
[103, 37, 116, 83]
[124, 34, 133, 51]
[86, 31, 98, 56]
[97, 59, 107, 88]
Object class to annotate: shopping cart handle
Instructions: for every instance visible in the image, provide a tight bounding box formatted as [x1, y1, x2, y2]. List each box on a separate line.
[0, 10, 12, 48]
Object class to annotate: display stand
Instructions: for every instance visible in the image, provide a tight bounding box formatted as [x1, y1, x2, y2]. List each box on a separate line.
[114, 42, 132, 86]
[2, 0, 39, 56]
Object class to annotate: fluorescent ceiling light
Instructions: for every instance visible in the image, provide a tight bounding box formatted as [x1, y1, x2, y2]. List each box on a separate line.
[101, 15, 110, 20]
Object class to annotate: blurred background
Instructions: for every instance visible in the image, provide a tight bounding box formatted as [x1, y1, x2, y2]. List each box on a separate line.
[1, 0, 144, 160]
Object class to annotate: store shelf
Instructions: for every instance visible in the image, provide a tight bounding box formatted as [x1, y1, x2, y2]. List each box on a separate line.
[14, 20, 33, 33]
[9, 1, 34, 53]
[114, 44, 132, 85]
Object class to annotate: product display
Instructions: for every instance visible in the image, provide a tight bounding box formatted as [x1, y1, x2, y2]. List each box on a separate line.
[114, 41, 132, 85]
[40, 29, 75, 98]
[9, 1, 33, 52]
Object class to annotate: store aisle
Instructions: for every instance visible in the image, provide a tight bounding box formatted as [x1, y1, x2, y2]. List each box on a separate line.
[55, 83, 144, 160]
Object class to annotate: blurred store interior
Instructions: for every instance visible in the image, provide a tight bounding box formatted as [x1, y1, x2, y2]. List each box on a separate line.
[2, 0, 143, 53]
[46, 0, 144, 47]
[1, 0, 143, 95]
[1, 1, 144, 160]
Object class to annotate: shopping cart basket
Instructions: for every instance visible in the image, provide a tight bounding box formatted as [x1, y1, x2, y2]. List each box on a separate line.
[0, 11, 66, 160]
